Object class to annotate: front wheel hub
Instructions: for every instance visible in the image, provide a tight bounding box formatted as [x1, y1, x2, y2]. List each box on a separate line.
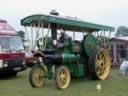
[55, 65, 71, 89]
[29, 64, 47, 88]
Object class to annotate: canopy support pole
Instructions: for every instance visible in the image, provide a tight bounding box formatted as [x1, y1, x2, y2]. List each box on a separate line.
[24, 26, 31, 51]
[43, 24, 50, 49]
[41, 23, 44, 49]
[31, 24, 34, 50]
[73, 32, 75, 41]
[103, 30, 105, 48]
[108, 31, 112, 50]
[34, 22, 40, 50]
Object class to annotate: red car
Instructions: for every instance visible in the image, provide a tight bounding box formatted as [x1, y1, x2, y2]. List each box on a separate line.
[0, 20, 26, 76]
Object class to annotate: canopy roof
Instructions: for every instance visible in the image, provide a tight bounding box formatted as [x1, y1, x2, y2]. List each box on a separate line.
[21, 14, 114, 32]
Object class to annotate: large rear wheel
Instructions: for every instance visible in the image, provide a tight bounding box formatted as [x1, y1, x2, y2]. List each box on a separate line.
[89, 48, 111, 80]
[55, 65, 71, 89]
[29, 64, 46, 88]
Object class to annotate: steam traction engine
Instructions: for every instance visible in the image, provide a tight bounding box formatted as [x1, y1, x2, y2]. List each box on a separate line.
[21, 11, 114, 89]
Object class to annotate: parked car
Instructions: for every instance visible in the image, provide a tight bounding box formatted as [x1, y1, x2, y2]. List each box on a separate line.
[0, 20, 26, 76]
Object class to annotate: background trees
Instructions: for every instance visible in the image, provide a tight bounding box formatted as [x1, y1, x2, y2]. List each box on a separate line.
[115, 26, 128, 37]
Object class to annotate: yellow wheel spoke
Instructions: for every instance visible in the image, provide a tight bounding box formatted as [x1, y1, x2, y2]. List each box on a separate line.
[95, 48, 111, 80]
[56, 66, 71, 89]
[29, 65, 46, 88]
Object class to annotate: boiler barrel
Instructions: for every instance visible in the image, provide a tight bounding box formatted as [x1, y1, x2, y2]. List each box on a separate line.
[62, 53, 80, 64]
[44, 53, 80, 64]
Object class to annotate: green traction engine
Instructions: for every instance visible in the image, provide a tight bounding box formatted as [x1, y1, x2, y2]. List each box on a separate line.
[21, 11, 114, 89]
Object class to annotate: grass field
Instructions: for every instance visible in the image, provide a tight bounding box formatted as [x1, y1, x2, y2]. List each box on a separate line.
[0, 68, 127, 96]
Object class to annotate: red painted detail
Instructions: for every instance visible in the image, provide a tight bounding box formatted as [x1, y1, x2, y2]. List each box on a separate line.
[88, 42, 92, 48]
[0, 53, 25, 60]
[73, 46, 80, 51]
[25, 57, 38, 64]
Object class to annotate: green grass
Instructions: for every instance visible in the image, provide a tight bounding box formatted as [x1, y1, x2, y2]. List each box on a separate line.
[0, 68, 127, 96]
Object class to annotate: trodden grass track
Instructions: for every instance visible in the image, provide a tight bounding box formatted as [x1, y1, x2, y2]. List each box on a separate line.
[0, 68, 127, 96]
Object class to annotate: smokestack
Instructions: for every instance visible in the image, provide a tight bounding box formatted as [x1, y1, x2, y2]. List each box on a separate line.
[49, 10, 59, 47]
[50, 10, 59, 16]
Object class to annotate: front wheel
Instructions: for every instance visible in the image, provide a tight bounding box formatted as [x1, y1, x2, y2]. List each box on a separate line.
[89, 48, 111, 80]
[29, 64, 47, 88]
[55, 65, 71, 89]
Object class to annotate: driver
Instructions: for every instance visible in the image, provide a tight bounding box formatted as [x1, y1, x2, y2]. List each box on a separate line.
[58, 32, 71, 43]
[57, 32, 72, 49]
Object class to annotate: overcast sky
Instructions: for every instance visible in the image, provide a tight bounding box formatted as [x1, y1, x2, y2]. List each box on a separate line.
[0, 0, 128, 32]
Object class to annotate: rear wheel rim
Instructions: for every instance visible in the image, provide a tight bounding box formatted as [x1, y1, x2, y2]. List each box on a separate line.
[96, 49, 110, 80]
